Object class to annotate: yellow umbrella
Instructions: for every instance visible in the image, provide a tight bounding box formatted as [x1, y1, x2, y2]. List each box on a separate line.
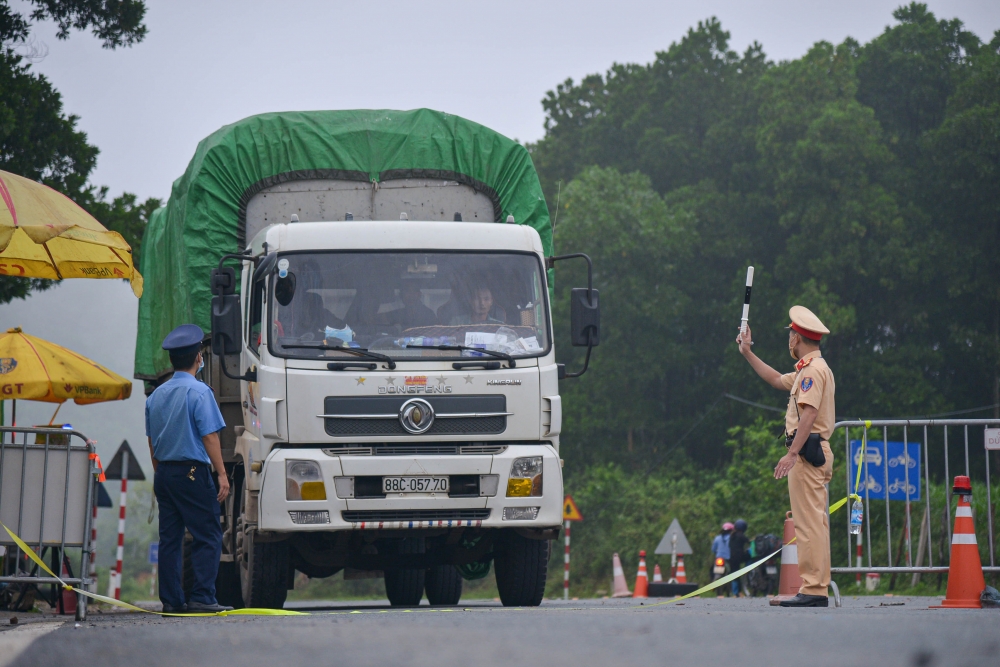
[0, 327, 132, 426]
[0, 170, 142, 296]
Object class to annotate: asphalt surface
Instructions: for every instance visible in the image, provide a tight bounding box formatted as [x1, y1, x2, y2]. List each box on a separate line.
[1, 596, 997, 667]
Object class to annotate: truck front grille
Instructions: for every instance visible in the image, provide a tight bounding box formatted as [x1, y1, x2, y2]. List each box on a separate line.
[323, 395, 507, 437]
[321, 444, 508, 456]
[324, 416, 505, 437]
[342, 509, 491, 522]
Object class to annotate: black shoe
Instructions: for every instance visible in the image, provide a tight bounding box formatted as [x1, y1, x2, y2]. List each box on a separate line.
[779, 594, 828, 608]
[161, 603, 187, 613]
[186, 601, 234, 613]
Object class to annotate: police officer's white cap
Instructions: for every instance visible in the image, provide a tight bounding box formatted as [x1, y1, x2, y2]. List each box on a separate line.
[787, 306, 829, 341]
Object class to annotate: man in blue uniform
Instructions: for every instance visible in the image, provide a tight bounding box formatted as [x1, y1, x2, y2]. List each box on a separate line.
[146, 324, 232, 613]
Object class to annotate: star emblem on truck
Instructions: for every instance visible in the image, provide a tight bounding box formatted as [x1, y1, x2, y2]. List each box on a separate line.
[435, 375, 447, 386]
[464, 375, 474, 384]
[356, 377, 366, 385]
[384, 376, 397, 386]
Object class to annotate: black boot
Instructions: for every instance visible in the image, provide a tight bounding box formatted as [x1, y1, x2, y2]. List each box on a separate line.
[778, 593, 828, 607]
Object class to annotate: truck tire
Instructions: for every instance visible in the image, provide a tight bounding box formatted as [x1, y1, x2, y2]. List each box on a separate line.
[494, 532, 549, 607]
[239, 530, 290, 609]
[235, 475, 288, 609]
[215, 561, 243, 608]
[424, 565, 462, 605]
[383, 537, 425, 606]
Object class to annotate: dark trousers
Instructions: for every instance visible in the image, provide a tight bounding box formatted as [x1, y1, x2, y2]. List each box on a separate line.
[154, 463, 221, 607]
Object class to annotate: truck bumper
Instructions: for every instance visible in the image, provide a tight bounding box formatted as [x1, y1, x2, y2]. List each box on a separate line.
[258, 445, 563, 532]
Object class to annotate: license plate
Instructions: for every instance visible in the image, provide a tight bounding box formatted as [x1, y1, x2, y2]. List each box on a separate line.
[382, 476, 449, 493]
[766, 566, 777, 575]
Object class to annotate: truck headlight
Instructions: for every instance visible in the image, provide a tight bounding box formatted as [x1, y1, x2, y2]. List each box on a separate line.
[286, 460, 327, 501]
[506, 456, 543, 497]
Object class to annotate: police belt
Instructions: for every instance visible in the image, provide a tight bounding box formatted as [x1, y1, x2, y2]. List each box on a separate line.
[784, 431, 826, 467]
[158, 459, 210, 467]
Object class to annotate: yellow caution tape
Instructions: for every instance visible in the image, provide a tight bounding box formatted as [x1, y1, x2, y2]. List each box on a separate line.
[2, 522, 304, 617]
[649, 423, 875, 608]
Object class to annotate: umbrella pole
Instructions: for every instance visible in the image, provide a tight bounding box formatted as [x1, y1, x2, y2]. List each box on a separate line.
[11, 399, 15, 427]
[48, 402, 63, 426]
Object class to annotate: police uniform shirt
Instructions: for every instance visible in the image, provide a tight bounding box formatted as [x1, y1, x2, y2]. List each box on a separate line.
[145, 372, 225, 463]
[780, 350, 836, 441]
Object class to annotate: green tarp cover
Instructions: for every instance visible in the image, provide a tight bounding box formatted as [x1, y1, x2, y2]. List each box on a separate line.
[135, 109, 551, 380]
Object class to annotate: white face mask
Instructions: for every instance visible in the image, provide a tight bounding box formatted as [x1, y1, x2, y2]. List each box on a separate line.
[197, 355, 205, 372]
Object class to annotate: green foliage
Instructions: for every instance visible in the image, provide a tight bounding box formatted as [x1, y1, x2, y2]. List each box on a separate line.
[0, 3, 153, 304]
[0, 0, 146, 48]
[539, 5, 1000, 473]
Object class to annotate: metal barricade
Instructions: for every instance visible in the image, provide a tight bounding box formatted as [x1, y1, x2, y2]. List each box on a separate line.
[830, 419, 1000, 578]
[0, 426, 97, 620]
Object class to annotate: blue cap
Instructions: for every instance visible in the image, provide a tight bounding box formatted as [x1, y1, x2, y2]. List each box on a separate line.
[162, 324, 205, 353]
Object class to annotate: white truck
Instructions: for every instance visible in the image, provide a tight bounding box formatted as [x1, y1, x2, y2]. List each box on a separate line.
[139, 111, 603, 608]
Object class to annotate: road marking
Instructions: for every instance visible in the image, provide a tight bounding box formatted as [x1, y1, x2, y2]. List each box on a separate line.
[0, 622, 65, 667]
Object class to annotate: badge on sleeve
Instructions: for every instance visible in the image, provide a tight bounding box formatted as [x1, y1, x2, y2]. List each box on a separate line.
[800, 377, 814, 393]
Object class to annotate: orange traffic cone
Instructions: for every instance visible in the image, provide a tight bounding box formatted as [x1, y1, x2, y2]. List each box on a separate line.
[611, 553, 632, 597]
[770, 511, 803, 606]
[676, 555, 687, 583]
[931, 476, 986, 609]
[652, 564, 663, 583]
[632, 550, 649, 598]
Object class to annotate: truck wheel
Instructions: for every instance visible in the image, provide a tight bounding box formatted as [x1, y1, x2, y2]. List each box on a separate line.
[236, 477, 288, 609]
[494, 532, 549, 607]
[425, 565, 462, 605]
[239, 529, 289, 609]
[215, 561, 243, 608]
[383, 537, 425, 606]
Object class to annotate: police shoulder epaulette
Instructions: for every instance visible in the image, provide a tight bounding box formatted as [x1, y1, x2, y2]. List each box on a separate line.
[795, 357, 813, 372]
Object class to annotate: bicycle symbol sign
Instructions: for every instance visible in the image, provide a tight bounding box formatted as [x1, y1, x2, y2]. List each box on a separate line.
[849, 440, 921, 501]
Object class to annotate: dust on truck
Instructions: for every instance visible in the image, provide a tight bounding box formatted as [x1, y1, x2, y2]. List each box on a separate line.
[135, 110, 600, 609]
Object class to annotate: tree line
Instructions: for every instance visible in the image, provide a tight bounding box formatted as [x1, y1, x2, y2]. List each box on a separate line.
[0, 0, 157, 303]
[541, 4, 1000, 473]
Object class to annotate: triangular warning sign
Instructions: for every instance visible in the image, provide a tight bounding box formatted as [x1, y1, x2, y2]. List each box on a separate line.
[104, 440, 146, 481]
[654, 518, 692, 555]
[563, 495, 583, 521]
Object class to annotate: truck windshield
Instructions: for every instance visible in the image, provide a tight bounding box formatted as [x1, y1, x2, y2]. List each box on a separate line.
[268, 251, 549, 361]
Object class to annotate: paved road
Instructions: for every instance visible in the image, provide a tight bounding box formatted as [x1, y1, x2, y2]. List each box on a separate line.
[2, 596, 996, 667]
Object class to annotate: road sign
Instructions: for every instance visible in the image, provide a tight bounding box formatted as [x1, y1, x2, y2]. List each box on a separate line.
[849, 440, 921, 501]
[563, 496, 583, 521]
[105, 440, 146, 481]
[655, 518, 693, 555]
[148, 542, 159, 565]
[986, 428, 1000, 450]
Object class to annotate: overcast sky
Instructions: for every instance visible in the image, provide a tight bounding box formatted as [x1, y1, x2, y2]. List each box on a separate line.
[3, 0, 998, 473]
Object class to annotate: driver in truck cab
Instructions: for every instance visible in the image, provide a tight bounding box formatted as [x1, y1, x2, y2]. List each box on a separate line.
[449, 282, 506, 325]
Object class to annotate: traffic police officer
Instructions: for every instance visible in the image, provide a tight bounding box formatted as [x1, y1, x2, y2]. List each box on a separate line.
[146, 324, 232, 613]
[737, 306, 835, 608]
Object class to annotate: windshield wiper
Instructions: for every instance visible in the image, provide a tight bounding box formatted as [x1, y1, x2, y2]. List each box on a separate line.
[406, 344, 515, 368]
[281, 343, 396, 369]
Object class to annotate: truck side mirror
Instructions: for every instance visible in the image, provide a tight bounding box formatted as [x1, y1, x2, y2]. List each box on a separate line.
[211, 267, 236, 295]
[211, 253, 258, 382]
[546, 253, 599, 379]
[211, 292, 241, 355]
[570, 288, 600, 347]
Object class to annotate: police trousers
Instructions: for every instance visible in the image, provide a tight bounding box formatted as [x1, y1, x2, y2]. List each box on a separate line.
[787, 440, 834, 596]
[154, 462, 222, 607]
